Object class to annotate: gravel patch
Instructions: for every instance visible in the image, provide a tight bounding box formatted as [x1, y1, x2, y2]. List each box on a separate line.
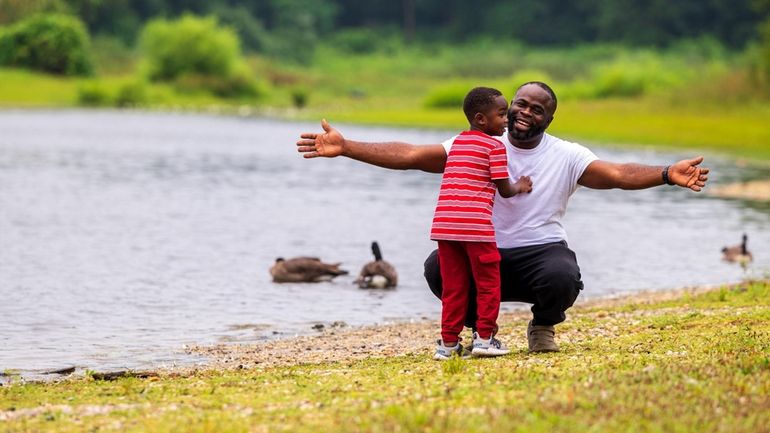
[185, 284, 725, 371]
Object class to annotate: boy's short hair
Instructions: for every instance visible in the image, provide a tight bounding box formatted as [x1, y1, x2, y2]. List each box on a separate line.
[463, 87, 503, 122]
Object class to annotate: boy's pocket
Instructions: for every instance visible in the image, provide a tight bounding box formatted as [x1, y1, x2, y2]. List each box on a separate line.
[478, 251, 501, 264]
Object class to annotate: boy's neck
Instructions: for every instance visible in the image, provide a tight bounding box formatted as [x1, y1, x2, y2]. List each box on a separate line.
[468, 125, 491, 135]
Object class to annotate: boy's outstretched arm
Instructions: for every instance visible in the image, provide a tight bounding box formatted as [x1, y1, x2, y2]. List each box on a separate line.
[296, 119, 448, 173]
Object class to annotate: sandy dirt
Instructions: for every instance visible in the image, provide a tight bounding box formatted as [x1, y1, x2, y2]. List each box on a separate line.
[708, 179, 770, 202]
[184, 284, 722, 371]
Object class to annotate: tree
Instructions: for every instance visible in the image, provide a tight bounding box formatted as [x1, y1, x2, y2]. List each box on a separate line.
[0, 13, 94, 75]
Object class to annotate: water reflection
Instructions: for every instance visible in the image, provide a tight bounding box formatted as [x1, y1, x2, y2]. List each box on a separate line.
[0, 110, 767, 376]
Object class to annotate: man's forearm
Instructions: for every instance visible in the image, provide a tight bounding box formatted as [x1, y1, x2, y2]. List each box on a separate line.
[614, 163, 667, 189]
[579, 161, 665, 190]
[342, 140, 447, 173]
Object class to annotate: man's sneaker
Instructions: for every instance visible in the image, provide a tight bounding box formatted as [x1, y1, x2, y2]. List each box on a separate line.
[471, 332, 510, 357]
[527, 320, 560, 353]
[433, 340, 471, 361]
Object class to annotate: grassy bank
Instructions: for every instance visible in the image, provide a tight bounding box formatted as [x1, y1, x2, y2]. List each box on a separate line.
[2, 38, 770, 160]
[2, 280, 769, 432]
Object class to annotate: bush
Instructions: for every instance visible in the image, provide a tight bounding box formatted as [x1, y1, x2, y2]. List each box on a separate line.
[290, 87, 309, 108]
[77, 81, 111, 106]
[175, 69, 264, 99]
[0, 13, 93, 76]
[138, 14, 263, 100]
[114, 81, 148, 108]
[139, 14, 241, 82]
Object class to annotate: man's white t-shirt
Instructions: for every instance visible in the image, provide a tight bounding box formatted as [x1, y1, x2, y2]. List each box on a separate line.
[441, 132, 598, 248]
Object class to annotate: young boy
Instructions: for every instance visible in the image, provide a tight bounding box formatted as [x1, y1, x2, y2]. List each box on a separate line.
[431, 86, 532, 360]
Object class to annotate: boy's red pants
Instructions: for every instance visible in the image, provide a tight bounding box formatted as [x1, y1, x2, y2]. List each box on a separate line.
[437, 240, 501, 344]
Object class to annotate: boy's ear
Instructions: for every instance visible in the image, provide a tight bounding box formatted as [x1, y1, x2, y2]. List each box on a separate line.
[473, 112, 486, 125]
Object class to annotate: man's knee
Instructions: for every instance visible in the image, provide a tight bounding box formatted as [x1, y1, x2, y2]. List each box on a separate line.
[423, 249, 442, 299]
[538, 254, 583, 305]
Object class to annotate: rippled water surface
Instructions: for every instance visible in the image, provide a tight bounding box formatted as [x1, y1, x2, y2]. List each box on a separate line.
[1, 110, 768, 377]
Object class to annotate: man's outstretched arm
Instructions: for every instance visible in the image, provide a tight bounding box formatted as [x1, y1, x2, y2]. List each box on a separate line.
[296, 119, 448, 173]
[578, 156, 709, 191]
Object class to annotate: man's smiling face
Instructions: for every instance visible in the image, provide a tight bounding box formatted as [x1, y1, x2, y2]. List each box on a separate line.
[507, 84, 555, 142]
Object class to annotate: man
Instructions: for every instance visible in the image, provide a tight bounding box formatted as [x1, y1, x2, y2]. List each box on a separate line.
[296, 81, 709, 353]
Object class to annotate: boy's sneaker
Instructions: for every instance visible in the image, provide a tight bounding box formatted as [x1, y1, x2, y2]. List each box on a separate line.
[433, 340, 471, 361]
[471, 332, 510, 357]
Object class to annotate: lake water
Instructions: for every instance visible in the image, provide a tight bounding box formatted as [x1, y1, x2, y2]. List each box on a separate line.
[1, 109, 768, 379]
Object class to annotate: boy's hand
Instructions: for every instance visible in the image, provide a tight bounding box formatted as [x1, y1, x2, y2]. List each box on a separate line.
[514, 175, 533, 194]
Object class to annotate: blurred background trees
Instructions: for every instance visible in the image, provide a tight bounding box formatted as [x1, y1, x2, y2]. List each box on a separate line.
[0, 0, 768, 108]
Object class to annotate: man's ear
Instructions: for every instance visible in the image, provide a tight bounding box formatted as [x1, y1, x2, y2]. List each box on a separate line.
[545, 115, 554, 128]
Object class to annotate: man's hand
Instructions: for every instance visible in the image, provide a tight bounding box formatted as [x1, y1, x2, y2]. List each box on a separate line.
[296, 119, 345, 158]
[670, 156, 709, 192]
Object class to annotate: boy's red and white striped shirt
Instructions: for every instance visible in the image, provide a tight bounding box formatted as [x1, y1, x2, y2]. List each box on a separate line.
[430, 130, 509, 242]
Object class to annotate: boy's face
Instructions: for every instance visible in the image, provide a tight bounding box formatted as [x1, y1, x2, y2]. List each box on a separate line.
[480, 95, 509, 136]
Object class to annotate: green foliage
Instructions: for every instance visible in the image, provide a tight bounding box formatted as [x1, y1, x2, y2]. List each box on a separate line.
[90, 35, 137, 75]
[261, 0, 338, 64]
[209, 4, 268, 53]
[290, 87, 309, 108]
[760, 17, 770, 82]
[138, 14, 262, 100]
[174, 68, 265, 99]
[440, 353, 467, 375]
[423, 82, 473, 109]
[0, 13, 93, 76]
[328, 27, 402, 54]
[139, 14, 241, 82]
[114, 81, 148, 107]
[76, 80, 110, 106]
[0, 0, 68, 25]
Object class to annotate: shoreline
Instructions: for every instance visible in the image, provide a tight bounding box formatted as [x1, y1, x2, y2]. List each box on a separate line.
[182, 282, 729, 373]
[3, 279, 767, 431]
[0, 282, 741, 386]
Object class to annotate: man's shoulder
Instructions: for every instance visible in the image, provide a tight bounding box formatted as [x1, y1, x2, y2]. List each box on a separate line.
[542, 133, 593, 154]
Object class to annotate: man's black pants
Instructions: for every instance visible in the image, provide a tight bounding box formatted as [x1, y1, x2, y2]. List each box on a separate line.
[424, 241, 583, 327]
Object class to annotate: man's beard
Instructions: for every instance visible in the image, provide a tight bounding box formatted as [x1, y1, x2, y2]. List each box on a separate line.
[508, 116, 546, 141]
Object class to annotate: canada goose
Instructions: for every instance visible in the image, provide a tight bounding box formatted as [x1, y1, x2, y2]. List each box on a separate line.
[721, 234, 753, 265]
[270, 257, 349, 283]
[356, 242, 398, 289]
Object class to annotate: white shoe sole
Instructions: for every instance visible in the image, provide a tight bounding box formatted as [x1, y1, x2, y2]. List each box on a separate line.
[471, 347, 510, 357]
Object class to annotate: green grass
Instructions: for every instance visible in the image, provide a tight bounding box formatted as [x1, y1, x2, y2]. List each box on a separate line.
[2, 281, 769, 432]
[0, 68, 79, 107]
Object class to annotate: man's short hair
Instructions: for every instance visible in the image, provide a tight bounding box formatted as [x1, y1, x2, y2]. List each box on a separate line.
[463, 87, 503, 122]
[516, 81, 557, 112]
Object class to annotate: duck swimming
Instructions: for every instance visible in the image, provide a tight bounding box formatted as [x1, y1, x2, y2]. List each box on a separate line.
[356, 242, 398, 289]
[270, 257, 349, 283]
